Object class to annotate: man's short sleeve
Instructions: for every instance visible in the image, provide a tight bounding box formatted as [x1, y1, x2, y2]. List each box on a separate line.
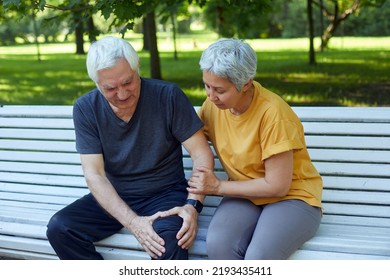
[73, 100, 102, 154]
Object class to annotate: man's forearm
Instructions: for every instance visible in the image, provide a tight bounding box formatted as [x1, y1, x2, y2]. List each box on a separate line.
[86, 175, 137, 228]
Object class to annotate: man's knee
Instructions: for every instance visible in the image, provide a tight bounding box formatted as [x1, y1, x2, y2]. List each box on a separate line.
[46, 210, 79, 243]
[153, 216, 188, 260]
[156, 229, 188, 260]
[46, 212, 65, 241]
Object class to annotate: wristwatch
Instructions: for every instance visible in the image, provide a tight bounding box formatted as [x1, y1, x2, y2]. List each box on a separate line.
[185, 199, 204, 213]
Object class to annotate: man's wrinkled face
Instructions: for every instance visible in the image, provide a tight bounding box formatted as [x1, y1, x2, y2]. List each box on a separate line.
[97, 58, 141, 111]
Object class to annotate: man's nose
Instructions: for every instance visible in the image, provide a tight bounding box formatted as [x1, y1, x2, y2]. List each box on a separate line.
[117, 86, 128, 100]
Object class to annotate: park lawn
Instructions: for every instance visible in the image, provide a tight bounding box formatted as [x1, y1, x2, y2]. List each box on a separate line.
[0, 35, 389, 106]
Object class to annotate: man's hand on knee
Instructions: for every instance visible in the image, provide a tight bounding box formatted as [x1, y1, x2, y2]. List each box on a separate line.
[159, 205, 198, 250]
[128, 214, 165, 259]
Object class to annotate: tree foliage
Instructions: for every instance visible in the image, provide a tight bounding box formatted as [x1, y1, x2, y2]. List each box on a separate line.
[1, 0, 164, 77]
[1, 0, 156, 36]
[1, 0, 389, 69]
[312, 0, 388, 48]
[202, 0, 273, 38]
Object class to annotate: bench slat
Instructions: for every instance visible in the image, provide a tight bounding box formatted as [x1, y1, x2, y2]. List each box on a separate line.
[0, 172, 86, 187]
[309, 149, 390, 164]
[0, 139, 76, 152]
[0, 236, 56, 256]
[0, 208, 54, 224]
[98, 247, 149, 260]
[322, 202, 390, 218]
[0, 162, 84, 176]
[3, 160, 378, 178]
[0, 192, 77, 205]
[0, 235, 151, 260]
[0, 182, 88, 197]
[0, 151, 80, 164]
[306, 135, 390, 149]
[322, 189, 390, 205]
[0, 105, 73, 117]
[2, 138, 388, 164]
[1, 156, 388, 180]
[3, 105, 390, 122]
[302, 122, 390, 136]
[301, 237, 390, 257]
[313, 161, 390, 177]
[0, 128, 75, 140]
[292, 106, 390, 122]
[0, 118, 74, 129]
[3, 143, 389, 165]
[2, 192, 388, 223]
[0, 200, 66, 211]
[3, 178, 390, 209]
[322, 176, 390, 191]
[4, 121, 390, 138]
[322, 215, 390, 228]
[0, 247, 58, 260]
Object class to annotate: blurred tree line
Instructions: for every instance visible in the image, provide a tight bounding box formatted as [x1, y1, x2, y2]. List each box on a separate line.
[1, 0, 388, 46]
[0, 0, 388, 77]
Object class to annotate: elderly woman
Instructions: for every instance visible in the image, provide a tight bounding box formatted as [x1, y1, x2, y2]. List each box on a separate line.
[187, 38, 323, 260]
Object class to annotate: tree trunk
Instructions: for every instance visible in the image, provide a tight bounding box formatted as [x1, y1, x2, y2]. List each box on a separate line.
[145, 11, 162, 80]
[142, 17, 150, 51]
[320, 0, 359, 49]
[216, 6, 224, 37]
[170, 11, 178, 60]
[87, 15, 97, 43]
[31, 11, 41, 62]
[308, 0, 316, 65]
[321, 0, 339, 50]
[74, 11, 85, 54]
[319, 0, 324, 52]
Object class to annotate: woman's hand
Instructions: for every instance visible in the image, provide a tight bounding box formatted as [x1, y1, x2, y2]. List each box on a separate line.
[187, 166, 221, 195]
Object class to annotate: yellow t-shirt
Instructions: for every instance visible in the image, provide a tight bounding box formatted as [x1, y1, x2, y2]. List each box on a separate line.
[198, 81, 322, 208]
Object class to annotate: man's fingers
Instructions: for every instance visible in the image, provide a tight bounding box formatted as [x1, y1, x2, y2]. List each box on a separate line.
[146, 238, 166, 258]
[131, 215, 167, 259]
[177, 224, 196, 249]
[158, 207, 180, 218]
[137, 231, 166, 259]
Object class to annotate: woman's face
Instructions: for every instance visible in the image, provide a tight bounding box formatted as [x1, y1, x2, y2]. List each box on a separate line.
[202, 70, 242, 110]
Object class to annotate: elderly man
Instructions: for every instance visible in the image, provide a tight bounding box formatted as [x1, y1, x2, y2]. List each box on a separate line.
[46, 36, 214, 260]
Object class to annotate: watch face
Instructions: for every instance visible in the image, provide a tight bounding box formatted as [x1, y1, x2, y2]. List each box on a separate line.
[186, 199, 203, 213]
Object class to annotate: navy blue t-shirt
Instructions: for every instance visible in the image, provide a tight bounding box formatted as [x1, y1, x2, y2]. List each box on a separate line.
[73, 78, 203, 198]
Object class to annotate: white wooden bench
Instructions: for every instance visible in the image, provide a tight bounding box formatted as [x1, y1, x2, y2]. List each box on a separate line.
[0, 105, 389, 260]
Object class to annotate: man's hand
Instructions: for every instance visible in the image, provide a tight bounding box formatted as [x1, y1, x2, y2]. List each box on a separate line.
[127, 213, 165, 259]
[159, 205, 198, 249]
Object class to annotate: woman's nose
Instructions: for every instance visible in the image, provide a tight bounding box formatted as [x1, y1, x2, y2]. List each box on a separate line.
[208, 90, 218, 101]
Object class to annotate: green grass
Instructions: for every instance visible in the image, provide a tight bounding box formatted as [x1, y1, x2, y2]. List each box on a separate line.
[0, 34, 389, 106]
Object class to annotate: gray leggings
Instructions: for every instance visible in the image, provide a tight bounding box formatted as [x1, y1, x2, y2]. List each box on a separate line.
[206, 197, 322, 260]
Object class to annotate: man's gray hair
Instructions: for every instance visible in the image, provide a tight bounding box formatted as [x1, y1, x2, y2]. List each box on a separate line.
[86, 36, 139, 84]
[199, 38, 257, 91]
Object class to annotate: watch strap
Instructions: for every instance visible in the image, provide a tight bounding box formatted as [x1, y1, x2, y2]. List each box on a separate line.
[185, 199, 203, 213]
